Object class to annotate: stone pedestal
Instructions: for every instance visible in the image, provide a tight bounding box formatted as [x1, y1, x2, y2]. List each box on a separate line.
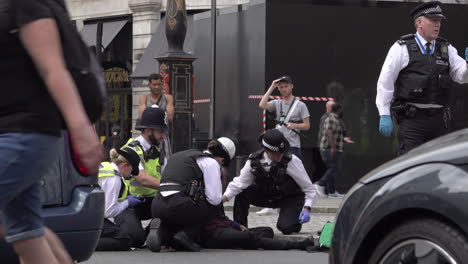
[129, 0, 162, 70]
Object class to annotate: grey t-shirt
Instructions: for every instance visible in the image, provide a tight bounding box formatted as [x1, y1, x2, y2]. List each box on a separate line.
[269, 98, 310, 148]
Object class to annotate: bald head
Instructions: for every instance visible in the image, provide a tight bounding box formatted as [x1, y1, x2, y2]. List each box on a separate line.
[326, 101, 335, 113]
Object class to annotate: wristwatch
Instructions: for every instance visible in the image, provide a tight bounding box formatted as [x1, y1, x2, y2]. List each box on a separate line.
[303, 206, 311, 211]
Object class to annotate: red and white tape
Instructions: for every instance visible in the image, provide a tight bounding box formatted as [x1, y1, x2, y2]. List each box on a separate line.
[248, 95, 334, 101]
[194, 95, 334, 104]
[193, 98, 211, 104]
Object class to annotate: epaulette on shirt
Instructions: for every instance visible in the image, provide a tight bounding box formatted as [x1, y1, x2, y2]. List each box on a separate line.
[436, 36, 450, 45]
[397, 34, 415, 45]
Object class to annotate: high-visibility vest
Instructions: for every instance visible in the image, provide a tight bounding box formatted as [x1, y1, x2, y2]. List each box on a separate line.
[122, 138, 161, 197]
[98, 162, 129, 201]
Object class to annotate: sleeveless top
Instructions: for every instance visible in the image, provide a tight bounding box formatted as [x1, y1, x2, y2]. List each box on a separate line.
[146, 94, 168, 111]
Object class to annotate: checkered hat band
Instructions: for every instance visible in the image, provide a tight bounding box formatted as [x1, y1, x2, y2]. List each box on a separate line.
[262, 139, 279, 152]
[414, 5, 442, 18]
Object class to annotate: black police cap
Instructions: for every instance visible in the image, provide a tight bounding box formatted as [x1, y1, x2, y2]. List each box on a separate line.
[259, 129, 290, 153]
[410, 1, 445, 19]
[117, 147, 141, 176]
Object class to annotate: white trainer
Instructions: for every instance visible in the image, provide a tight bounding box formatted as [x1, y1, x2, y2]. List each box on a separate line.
[256, 208, 276, 216]
[314, 184, 327, 198]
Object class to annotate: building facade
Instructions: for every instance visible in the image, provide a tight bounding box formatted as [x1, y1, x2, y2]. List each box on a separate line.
[65, 0, 248, 148]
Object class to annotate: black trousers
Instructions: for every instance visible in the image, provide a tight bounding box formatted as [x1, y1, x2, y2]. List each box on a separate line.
[201, 226, 298, 250]
[233, 185, 304, 234]
[133, 196, 153, 221]
[397, 109, 447, 155]
[151, 192, 217, 246]
[96, 208, 145, 251]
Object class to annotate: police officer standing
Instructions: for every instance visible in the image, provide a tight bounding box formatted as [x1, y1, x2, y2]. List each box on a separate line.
[222, 129, 317, 235]
[122, 105, 169, 221]
[147, 137, 236, 252]
[96, 147, 145, 251]
[376, 1, 468, 154]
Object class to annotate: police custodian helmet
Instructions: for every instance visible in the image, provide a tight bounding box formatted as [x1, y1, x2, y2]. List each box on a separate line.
[135, 105, 168, 131]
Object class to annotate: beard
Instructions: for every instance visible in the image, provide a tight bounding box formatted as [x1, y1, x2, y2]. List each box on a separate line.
[148, 133, 161, 146]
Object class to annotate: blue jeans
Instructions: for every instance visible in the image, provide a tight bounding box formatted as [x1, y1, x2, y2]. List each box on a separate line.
[0, 133, 59, 243]
[318, 150, 342, 194]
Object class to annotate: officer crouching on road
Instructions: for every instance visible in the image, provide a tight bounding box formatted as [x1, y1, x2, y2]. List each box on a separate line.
[121, 105, 169, 221]
[147, 137, 236, 252]
[96, 147, 146, 251]
[222, 129, 317, 235]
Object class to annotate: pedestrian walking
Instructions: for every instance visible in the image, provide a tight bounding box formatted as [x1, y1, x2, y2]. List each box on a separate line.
[0, 0, 103, 263]
[314, 103, 345, 198]
[96, 147, 146, 251]
[147, 137, 236, 252]
[122, 105, 169, 221]
[376, 1, 468, 155]
[222, 129, 317, 235]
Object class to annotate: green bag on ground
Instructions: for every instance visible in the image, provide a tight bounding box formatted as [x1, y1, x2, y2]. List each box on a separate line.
[318, 221, 334, 248]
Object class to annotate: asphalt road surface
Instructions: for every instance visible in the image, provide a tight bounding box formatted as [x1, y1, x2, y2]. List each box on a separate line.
[84, 249, 329, 264]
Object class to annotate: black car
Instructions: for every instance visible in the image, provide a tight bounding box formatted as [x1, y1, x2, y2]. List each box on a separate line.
[0, 131, 104, 263]
[330, 129, 468, 264]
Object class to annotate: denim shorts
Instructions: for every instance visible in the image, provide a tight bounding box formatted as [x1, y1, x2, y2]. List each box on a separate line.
[0, 133, 59, 243]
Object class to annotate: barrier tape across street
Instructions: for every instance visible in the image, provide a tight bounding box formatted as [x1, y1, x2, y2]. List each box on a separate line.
[193, 95, 335, 131]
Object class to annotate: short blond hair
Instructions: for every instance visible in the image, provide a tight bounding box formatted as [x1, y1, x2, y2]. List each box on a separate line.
[109, 149, 129, 165]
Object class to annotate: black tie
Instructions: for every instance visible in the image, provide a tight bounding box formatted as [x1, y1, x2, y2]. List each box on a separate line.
[425, 42, 431, 54]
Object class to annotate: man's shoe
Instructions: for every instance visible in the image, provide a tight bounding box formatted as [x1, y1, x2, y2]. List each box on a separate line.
[297, 236, 315, 250]
[256, 208, 276, 216]
[328, 192, 345, 198]
[314, 184, 327, 198]
[172, 231, 201, 252]
[146, 218, 162, 252]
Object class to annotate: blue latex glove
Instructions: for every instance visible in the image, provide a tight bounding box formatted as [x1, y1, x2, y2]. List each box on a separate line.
[127, 195, 141, 207]
[298, 210, 310, 224]
[465, 47, 468, 61]
[379, 115, 393, 137]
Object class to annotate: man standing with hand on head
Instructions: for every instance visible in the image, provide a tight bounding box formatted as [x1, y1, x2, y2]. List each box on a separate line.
[259, 75, 310, 159]
[376, 1, 468, 155]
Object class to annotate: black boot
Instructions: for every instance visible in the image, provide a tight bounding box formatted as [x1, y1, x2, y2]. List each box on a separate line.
[146, 218, 162, 252]
[295, 236, 315, 250]
[172, 231, 201, 252]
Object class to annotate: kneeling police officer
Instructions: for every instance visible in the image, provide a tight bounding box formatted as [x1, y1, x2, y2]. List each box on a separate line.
[222, 129, 317, 234]
[147, 137, 236, 252]
[96, 147, 146, 251]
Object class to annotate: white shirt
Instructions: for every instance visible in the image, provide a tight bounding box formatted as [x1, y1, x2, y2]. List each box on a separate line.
[376, 32, 468, 115]
[160, 151, 223, 206]
[223, 152, 317, 208]
[99, 163, 129, 219]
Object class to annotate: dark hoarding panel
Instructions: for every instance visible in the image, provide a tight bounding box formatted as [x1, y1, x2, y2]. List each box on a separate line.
[192, 2, 267, 156]
[267, 1, 468, 191]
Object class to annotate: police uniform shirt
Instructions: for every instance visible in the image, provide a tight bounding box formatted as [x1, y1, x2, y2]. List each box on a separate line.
[99, 163, 129, 219]
[223, 152, 317, 208]
[160, 151, 224, 206]
[376, 32, 468, 116]
[134, 135, 167, 172]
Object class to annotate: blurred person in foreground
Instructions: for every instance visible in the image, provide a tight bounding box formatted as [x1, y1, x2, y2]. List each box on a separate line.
[0, 0, 103, 263]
